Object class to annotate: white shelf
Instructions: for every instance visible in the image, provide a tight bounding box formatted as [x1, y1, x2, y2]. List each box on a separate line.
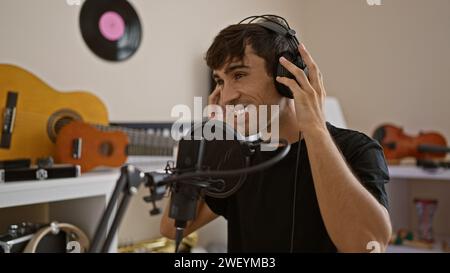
[0, 156, 172, 209]
[388, 165, 450, 181]
[0, 157, 171, 252]
[0, 169, 121, 247]
[0, 169, 119, 209]
[387, 166, 449, 255]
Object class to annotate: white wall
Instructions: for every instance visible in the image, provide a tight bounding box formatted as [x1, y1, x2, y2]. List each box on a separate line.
[0, 0, 305, 122]
[299, 0, 450, 139]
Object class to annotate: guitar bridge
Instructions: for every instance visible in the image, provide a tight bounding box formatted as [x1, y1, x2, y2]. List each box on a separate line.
[1, 91, 18, 149]
[72, 138, 82, 159]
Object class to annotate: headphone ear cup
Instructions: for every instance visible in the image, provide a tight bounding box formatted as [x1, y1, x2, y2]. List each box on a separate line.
[274, 52, 308, 99]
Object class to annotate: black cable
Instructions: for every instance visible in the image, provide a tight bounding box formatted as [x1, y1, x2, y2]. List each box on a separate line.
[290, 132, 303, 252]
[237, 14, 304, 251]
[161, 139, 290, 184]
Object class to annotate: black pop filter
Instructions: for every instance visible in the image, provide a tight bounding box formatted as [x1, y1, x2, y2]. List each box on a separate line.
[176, 120, 252, 198]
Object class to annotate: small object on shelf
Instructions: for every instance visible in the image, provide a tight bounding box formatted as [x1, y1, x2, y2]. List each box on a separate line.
[402, 239, 434, 250]
[414, 198, 438, 243]
[393, 228, 412, 245]
[0, 164, 80, 183]
[372, 124, 450, 162]
[390, 228, 436, 250]
[0, 222, 44, 253]
[442, 240, 450, 252]
[405, 231, 414, 241]
[36, 156, 54, 169]
[393, 235, 403, 245]
[0, 158, 31, 170]
[416, 159, 450, 170]
[23, 221, 90, 253]
[118, 232, 198, 253]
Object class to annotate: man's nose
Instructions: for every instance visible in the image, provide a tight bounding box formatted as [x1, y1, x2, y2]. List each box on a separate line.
[220, 83, 240, 105]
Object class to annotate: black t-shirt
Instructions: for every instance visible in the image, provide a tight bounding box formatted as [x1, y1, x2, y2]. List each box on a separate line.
[204, 123, 389, 253]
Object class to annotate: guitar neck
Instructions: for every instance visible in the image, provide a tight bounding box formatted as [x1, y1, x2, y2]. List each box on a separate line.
[93, 124, 177, 156]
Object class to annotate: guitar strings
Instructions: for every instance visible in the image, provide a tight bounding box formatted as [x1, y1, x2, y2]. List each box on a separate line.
[10, 115, 176, 156]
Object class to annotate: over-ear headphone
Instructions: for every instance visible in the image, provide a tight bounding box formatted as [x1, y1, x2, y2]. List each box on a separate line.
[238, 15, 308, 99]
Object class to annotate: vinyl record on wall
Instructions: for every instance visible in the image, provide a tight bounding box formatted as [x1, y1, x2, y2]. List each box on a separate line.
[79, 0, 142, 62]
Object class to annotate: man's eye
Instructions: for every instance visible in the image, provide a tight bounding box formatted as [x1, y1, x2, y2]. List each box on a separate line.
[215, 80, 224, 85]
[234, 73, 245, 80]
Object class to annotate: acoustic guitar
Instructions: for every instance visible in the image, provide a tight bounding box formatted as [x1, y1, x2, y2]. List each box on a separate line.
[0, 64, 109, 162]
[56, 121, 176, 172]
[1, 64, 176, 171]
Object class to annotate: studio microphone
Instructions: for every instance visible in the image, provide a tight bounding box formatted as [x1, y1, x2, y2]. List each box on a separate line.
[157, 119, 290, 252]
[169, 120, 251, 252]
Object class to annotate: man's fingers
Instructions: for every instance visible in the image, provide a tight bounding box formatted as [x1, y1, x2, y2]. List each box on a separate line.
[279, 56, 313, 93]
[208, 86, 223, 119]
[275, 76, 303, 95]
[208, 86, 221, 105]
[298, 43, 321, 87]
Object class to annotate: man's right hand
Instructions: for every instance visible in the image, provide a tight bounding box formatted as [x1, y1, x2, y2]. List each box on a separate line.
[160, 198, 219, 240]
[208, 86, 222, 105]
[207, 86, 223, 119]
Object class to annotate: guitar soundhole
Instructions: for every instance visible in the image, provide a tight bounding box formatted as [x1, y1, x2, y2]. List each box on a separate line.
[99, 142, 114, 157]
[47, 109, 82, 143]
[55, 117, 75, 134]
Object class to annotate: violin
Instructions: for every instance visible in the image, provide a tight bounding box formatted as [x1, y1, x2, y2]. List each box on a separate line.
[372, 124, 450, 161]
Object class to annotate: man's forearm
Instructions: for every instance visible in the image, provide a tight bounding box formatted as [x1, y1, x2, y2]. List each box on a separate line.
[303, 126, 391, 252]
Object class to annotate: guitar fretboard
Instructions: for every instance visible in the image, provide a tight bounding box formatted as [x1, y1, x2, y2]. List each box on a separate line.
[93, 124, 177, 156]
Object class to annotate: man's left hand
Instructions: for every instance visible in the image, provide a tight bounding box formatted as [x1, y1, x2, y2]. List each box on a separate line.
[276, 43, 327, 135]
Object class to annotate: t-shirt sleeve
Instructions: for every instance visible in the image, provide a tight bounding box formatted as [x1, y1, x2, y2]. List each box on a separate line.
[346, 136, 390, 210]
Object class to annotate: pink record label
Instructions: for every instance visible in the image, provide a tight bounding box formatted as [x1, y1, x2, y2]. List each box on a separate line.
[98, 11, 125, 41]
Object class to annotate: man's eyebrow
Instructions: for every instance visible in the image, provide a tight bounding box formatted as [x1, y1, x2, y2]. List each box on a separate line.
[212, 63, 250, 79]
[225, 64, 250, 74]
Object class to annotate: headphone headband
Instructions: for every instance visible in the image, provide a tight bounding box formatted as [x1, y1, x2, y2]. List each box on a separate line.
[237, 15, 299, 45]
[238, 14, 292, 28]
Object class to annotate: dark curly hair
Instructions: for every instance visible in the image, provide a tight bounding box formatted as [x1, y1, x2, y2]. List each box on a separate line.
[205, 17, 292, 77]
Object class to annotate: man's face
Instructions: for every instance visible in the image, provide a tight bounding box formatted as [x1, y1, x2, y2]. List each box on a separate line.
[212, 45, 283, 135]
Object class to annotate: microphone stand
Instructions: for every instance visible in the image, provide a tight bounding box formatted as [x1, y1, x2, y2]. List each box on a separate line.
[89, 157, 222, 253]
[89, 165, 148, 253]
